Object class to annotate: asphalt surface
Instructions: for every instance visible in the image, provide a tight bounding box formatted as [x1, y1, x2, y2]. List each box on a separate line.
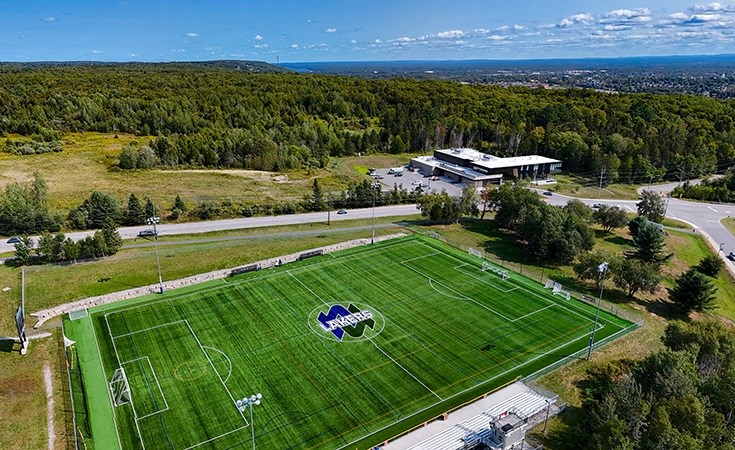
[0, 204, 420, 253]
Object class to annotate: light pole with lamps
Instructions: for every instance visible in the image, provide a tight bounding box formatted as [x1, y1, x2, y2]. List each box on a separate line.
[371, 182, 380, 244]
[237, 393, 262, 450]
[147, 216, 164, 294]
[587, 261, 608, 360]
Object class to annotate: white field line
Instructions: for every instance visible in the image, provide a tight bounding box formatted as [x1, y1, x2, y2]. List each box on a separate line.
[338, 325, 600, 450]
[183, 426, 249, 450]
[104, 315, 148, 450]
[510, 304, 556, 323]
[371, 341, 443, 401]
[203, 346, 234, 384]
[399, 251, 441, 265]
[121, 356, 170, 420]
[286, 271, 331, 309]
[183, 320, 250, 426]
[453, 264, 518, 294]
[414, 241, 601, 326]
[427, 278, 466, 301]
[110, 320, 187, 339]
[403, 262, 513, 322]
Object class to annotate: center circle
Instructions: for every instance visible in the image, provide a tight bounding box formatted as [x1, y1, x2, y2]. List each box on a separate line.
[173, 360, 207, 381]
[308, 302, 385, 343]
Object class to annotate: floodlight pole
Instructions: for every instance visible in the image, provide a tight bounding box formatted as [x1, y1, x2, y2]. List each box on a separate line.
[587, 262, 608, 361]
[147, 216, 164, 294]
[371, 182, 379, 245]
[237, 393, 262, 450]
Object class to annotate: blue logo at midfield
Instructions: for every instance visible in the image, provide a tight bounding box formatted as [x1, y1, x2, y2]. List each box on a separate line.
[317, 303, 375, 341]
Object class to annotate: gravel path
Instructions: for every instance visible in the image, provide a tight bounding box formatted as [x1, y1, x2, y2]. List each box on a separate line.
[44, 364, 55, 450]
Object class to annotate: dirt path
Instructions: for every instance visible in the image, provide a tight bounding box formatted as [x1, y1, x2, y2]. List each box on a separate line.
[44, 365, 55, 450]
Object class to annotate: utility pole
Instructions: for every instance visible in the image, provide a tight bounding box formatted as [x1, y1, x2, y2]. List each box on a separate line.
[597, 166, 606, 199]
[587, 262, 609, 360]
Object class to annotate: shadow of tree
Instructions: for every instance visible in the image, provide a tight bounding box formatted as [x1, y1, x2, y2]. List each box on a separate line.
[0, 338, 16, 353]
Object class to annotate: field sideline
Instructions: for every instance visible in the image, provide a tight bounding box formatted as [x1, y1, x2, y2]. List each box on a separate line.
[64, 235, 634, 450]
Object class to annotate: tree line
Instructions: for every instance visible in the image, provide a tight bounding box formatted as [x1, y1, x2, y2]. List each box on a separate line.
[671, 170, 735, 203]
[0, 64, 733, 177]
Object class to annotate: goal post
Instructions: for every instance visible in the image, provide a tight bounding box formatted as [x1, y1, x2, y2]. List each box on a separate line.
[110, 367, 131, 407]
[482, 262, 509, 281]
[468, 248, 483, 259]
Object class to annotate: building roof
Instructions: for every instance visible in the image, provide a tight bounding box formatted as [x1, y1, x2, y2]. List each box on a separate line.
[411, 155, 502, 181]
[434, 148, 561, 170]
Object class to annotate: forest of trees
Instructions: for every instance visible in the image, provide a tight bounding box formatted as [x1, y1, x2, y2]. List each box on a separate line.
[0, 64, 734, 179]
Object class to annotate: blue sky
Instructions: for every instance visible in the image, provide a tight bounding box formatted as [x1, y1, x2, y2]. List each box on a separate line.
[1, 1, 734, 62]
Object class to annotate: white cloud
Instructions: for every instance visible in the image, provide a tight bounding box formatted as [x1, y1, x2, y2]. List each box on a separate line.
[130, 53, 139, 57]
[604, 24, 631, 31]
[691, 2, 735, 12]
[254, 34, 263, 40]
[254, 44, 268, 48]
[488, 35, 509, 41]
[325, 28, 336, 33]
[374, 38, 382, 43]
[350, 39, 357, 44]
[436, 29, 464, 39]
[513, 24, 525, 31]
[186, 32, 199, 37]
[557, 13, 595, 28]
[290, 43, 298, 48]
[604, 8, 650, 20]
[43, 16, 56, 23]
[171, 49, 186, 52]
[497, 25, 510, 31]
[91, 49, 103, 54]
[474, 28, 490, 34]
[671, 12, 689, 20]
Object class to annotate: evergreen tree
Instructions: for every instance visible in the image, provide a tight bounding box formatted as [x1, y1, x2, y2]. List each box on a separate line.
[101, 217, 123, 255]
[669, 268, 718, 312]
[63, 238, 80, 263]
[634, 221, 666, 263]
[144, 197, 156, 219]
[311, 179, 325, 211]
[126, 194, 146, 226]
[71, 191, 122, 229]
[13, 236, 33, 266]
[173, 195, 186, 212]
[637, 190, 665, 223]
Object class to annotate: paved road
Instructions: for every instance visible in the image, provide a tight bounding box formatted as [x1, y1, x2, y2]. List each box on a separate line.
[0, 204, 420, 253]
[539, 190, 735, 273]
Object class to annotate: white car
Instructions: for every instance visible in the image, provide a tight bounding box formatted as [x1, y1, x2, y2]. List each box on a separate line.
[411, 180, 422, 186]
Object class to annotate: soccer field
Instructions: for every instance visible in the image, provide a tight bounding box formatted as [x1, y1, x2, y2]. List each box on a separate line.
[66, 235, 634, 450]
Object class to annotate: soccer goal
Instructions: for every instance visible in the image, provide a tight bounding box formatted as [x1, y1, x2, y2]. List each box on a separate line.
[482, 262, 509, 280]
[109, 367, 131, 407]
[548, 280, 572, 301]
[468, 248, 483, 259]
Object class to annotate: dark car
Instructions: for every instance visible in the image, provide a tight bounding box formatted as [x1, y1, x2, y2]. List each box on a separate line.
[6, 236, 21, 244]
[337, 209, 347, 215]
[138, 229, 157, 238]
[543, 191, 553, 196]
[728, 252, 735, 262]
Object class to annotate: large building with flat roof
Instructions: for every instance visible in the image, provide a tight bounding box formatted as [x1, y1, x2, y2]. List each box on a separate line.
[411, 148, 562, 187]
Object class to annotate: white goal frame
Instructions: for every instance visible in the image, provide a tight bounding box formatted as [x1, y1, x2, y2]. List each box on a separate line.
[482, 262, 509, 281]
[468, 248, 483, 259]
[109, 367, 131, 407]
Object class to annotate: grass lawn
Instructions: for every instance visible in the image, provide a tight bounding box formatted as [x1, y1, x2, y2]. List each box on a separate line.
[0, 133, 361, 212]
[68, 235, 632, 450]
[0, 333, 66, 450]
[723, 217, 735, 236]
[548, 174, 642, 200]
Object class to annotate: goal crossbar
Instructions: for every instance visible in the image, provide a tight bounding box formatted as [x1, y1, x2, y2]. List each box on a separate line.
[482, 262, 509, 280]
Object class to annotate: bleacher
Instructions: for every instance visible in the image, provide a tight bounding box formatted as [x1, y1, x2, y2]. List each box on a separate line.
[405, 389, 552, 450]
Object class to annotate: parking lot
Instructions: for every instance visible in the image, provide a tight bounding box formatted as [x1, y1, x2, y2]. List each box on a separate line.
[371, 167, 466, 197]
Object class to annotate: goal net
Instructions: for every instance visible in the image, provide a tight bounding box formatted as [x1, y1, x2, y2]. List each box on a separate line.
[482, 262, 509, 280]
[468, 248, 483, 259]
[68, 308, 88, 321]
[109, 368, 131, 407]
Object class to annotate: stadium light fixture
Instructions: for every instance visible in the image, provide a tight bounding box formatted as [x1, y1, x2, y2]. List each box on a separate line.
[371, 182, 380, 245]
[237, 393, 263, 450]
[147, 216, 164, 294]
[587, 261, 608, 360]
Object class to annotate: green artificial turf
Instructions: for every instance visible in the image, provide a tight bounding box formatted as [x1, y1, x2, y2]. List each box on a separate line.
[67, 235, 633, 450]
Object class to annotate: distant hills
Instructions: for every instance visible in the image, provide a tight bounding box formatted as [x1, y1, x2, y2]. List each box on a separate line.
[0, 60, 288, 73]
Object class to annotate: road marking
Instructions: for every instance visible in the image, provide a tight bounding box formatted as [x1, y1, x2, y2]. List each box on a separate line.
[623, 205, 634, 212]
[708, 206, 719, 213]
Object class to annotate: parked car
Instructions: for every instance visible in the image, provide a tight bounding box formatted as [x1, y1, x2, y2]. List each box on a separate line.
[592, 203, 602, 209]
[138, 229, 157, 238]
[394, 172, 403, 177]
[543, 191, 553, 196]
[6, 236, 21, 244]
[728, 252, 735, 262]
[411, 180, 422, 186]
[430, 176, 440, 181]
[337, 209, 347, 215]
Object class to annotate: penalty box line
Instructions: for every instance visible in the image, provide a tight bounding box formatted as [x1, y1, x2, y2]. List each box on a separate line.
[120, 356, 170, 421]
